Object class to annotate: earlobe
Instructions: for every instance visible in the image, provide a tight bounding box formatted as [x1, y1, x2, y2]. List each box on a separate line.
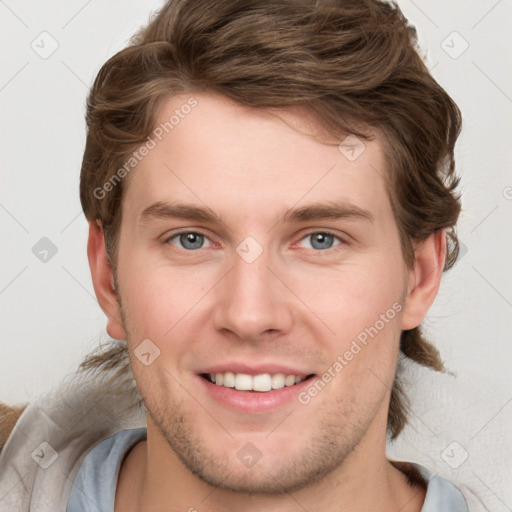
[401, 230, 447, 331]
[87, 220, 126, 340]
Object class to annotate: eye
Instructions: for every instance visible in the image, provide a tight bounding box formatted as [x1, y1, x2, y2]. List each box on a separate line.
[166, 231, 213, 251]
[298, 232, 342, 251]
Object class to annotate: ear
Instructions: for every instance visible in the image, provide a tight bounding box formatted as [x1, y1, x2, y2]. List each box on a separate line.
[87, 220, 126, 340]
[401, 230, 447, 330]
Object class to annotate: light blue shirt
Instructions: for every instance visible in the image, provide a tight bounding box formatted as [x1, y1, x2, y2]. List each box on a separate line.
[66, 429, 469, 511]
[66, 428, 147, 512]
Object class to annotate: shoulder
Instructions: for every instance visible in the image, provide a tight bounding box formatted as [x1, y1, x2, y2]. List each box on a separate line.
[67, 428, 147, 512]
[391, 460, 470, 511]
[0, 402, 28, 452]
[412, 463, 470, 512]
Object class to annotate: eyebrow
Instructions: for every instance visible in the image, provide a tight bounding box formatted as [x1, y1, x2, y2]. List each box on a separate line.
[138, 202, 221, 225]
[283, 201, 374, 223]
[138, 200, 374, 226]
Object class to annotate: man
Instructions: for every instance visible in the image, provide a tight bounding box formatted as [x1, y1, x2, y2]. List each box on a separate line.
[0, 0, 478, 510]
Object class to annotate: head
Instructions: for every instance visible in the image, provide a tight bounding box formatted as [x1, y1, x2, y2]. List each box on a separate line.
[81, 0, 461, 495]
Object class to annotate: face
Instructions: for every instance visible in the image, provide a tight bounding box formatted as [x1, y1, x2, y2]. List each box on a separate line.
[113, 92, 410, 494]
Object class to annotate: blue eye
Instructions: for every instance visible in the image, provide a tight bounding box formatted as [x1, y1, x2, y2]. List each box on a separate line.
[165, 231, 343, 253]
[167, 232, 211, 250]
[299, 232, 341, 251]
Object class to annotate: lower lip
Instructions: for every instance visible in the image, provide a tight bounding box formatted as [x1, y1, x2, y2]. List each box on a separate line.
[197, 375, 315, 414]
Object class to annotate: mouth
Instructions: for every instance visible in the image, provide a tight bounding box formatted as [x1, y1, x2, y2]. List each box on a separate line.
[196, 363, 318, 413]
[199, 372, 316, 392]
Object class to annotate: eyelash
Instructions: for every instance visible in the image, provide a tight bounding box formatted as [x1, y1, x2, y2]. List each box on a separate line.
[162, 229, 347, 254]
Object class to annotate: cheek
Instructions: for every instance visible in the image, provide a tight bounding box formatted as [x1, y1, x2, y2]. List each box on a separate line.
[117, 256, 217, 347]
[289, 255, 406, 397]
[125, 277, 182, 325]
[288, 256, 406, 337]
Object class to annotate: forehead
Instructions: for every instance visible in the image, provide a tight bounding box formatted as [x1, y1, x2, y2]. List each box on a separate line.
[121, 92, 390, 225]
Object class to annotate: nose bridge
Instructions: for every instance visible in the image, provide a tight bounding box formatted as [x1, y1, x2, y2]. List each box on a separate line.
[212, 241, 293, 339]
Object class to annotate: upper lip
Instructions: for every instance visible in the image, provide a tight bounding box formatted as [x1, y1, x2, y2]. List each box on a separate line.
[198, 362, 314, 377]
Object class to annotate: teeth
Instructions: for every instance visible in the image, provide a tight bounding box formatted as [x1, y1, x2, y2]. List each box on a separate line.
[223, 372, 235, 388]
[284, 375, 296, 386]
[271, 373, 285, 389]
[208, 372, 306, 392]
[235, 373, 253, 391]
[253, 374, 272, 392]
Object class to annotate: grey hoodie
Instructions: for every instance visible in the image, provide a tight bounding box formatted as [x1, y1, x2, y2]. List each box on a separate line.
[0, 357, 145, 512]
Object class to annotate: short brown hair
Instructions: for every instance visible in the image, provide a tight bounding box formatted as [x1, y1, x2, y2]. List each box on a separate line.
[79, 0, 462, 439]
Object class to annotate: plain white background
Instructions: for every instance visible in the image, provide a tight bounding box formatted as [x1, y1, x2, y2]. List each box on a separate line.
[1, 1, 511, 509]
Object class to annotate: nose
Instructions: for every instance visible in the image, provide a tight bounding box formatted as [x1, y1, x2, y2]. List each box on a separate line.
[211, 246, 294, 341]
